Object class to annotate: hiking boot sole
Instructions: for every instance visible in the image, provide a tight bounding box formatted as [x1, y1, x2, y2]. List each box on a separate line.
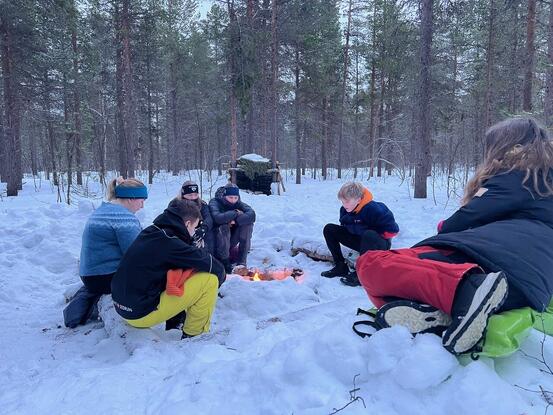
[377, 300, 452, 335]
[443, 271, 508, 355]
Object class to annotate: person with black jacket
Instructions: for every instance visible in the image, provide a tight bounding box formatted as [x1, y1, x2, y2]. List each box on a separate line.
[175, 180, 214, 254]
[357, 117, 553, 355]
[209, 183, 256, 273]
[321, 181, 399, 287]
[111, 199, 226, 338]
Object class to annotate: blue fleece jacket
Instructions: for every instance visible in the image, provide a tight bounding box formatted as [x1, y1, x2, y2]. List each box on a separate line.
[79, 202, 142, 277]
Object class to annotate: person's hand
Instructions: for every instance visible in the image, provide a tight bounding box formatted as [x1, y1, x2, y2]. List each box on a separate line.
[229, 220, 236, 226]
[235, 209, 243, 215]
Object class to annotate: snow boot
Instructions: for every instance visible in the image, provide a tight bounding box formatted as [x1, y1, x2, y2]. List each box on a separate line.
[442, 271, 508, 355]
[321, 262, 349, 278]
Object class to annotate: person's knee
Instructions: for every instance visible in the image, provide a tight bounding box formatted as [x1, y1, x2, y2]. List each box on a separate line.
[217, 224, 231, 235]
[323, 223, 338, 236]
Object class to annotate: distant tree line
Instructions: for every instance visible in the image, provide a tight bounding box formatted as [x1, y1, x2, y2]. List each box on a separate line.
[1, 0, 553, 199]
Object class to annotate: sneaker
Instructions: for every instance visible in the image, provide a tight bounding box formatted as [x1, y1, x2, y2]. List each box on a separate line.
[165, 311, 186, 331]
[321, 262, 349, 278]
[376, 300, 451, 335]
[442, 271, 508, 355]
[340, 271, 361, 287]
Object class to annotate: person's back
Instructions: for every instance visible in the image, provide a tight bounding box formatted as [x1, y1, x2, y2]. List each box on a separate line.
[79, 201, 141, 277]
[112, 201, 225, 321]
[419, 168, 553, 311]
[64, 177, 147, 328]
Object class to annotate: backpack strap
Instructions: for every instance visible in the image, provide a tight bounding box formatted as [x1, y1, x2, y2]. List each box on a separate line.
[356, 307, 377, 318]
[352, 319, 382, 338]
[352, 308, 382, 338]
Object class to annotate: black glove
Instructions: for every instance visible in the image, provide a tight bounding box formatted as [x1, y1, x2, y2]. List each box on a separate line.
[193, 221, 206, 245]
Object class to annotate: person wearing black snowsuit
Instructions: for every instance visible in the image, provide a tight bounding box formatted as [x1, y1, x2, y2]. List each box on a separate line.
[357, 117, 553, 355]
[209, 184, 256, 273]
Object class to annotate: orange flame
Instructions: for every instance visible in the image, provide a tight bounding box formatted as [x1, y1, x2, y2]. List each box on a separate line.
[252, 272, 261, 281]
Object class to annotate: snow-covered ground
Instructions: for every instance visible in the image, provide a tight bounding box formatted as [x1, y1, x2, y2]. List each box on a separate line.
[1, 170, 552, 414]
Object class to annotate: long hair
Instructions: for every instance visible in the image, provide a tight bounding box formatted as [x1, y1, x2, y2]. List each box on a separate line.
[462, 117, 553, 205]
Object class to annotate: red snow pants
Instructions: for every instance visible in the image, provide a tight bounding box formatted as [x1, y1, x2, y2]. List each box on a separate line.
[356, 246, 481, 315]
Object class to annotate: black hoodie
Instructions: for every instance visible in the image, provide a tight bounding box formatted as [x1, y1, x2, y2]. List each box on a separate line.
[111, 204, 226, 320]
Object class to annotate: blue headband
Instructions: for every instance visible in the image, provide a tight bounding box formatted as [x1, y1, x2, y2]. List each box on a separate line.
[225, 186, 240, 197]
[114, 185, 148, 199]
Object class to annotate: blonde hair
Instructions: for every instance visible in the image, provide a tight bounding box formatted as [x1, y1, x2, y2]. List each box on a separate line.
[338, 182, 364, 200]
[176, 180, 203, 206]
[107, 177, 145, 201]
[462, 117, 553, 205]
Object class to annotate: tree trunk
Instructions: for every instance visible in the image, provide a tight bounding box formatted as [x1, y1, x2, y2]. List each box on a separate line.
[227, 0, 239, 183]
[63, 75, 74, 204]
[509, 3, 520, 114]
[337, 0, 353, 179]
[120, 0, 136, 177]
[321, 96, 328, 179]
[1, 19, 22, 196]
[43, 72, 58, 186]
[114, 2, 128, 178]
[414, 0, 433, 199]
[70, 0, 83, 185]
[270, 0, 278, 178]
[294, 46, 301, 185]
[484, 0, 496, 128]
[545, 0, 553, 123]
[523, 0, 536, 112]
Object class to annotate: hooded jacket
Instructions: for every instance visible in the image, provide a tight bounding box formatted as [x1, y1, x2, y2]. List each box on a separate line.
[111, 204, 226, 320]
[209, 187, 256, 227]
[415, 170, 553, 311]
[339, 188, 399, 238]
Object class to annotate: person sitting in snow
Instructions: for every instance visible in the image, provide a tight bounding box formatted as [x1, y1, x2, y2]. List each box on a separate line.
[321, 181, 399, 287]
[111, 199, 226, 338]
[357, 117, 553, 355]
[63, 177, 147, 328]
[209, 183, 256, 274]
[174, 180, 214, 254]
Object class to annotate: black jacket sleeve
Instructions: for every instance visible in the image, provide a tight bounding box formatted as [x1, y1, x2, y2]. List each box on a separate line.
[209, 198, 238, 225]
[167, 241, 226, 284]
[235, 201, 256, 226]
[440, 173, 527, 234]
[200, 202, 214, 233]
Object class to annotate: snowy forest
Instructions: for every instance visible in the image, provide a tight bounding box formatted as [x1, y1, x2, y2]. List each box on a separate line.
[3, 1, 553, 414]
[2, 0, 552, 199]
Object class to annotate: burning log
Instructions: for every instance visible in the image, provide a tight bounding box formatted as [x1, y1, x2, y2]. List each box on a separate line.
[232, 265, 304, 282]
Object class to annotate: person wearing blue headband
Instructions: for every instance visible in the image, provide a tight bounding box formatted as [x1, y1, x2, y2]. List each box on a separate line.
[209, 183, 256, 273]
[63, 177, 148, 328]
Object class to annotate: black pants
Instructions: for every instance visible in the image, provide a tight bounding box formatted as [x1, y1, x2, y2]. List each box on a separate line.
[215, 223, 254, 265]
[63, 274, 113, 328]
[81, 274, 114, 295]
[323, 224, 391, 263]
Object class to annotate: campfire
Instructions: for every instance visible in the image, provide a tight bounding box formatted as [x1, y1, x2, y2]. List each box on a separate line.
[232, 266, 304, 282]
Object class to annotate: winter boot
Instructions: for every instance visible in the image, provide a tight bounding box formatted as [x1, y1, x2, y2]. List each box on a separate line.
[340, 271, 361, 287]
[442, 271, 508, 355]
[165, 311, 187, 331]
[376, 300, 451, 335]
[321, 261, 349, 278]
